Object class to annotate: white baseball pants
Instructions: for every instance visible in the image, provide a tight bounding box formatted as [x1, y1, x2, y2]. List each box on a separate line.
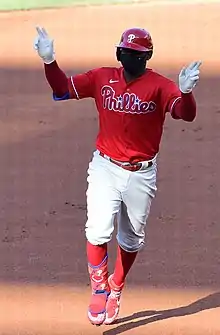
[85, 150, 157, 252]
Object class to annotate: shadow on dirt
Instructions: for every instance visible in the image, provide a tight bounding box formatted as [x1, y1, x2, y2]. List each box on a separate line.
[103, 291, 220, 334]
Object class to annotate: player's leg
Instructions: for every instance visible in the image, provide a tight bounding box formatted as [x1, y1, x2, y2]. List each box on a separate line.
[85, 151, 122, 325]
[104, 161, 157, 325]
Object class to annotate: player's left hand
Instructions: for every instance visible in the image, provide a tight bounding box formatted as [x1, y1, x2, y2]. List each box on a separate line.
[34, 26, 55, 64]
[178, 61, 202, 93]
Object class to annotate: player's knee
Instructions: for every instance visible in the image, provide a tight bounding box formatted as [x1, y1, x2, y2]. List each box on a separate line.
[85, 226, 113, 245]
[117, 236, 145, 252]
[117, 230, 145, 252]
[118, 239, 145, 252]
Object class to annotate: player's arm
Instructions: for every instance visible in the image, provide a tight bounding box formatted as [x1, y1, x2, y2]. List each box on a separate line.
[165, 61, 201, 122]
[170, 92, 196, 122]
[34, 26, 95, 101]
[172, 61, 201, 122]
[43, 61, 95, 101]
[44, 61, 70, 100]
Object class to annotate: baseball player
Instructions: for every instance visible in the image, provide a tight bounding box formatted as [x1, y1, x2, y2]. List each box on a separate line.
[34, 26, 201, 326]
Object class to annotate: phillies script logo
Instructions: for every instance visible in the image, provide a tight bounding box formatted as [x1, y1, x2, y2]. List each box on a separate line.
[101, 86, 156, 114]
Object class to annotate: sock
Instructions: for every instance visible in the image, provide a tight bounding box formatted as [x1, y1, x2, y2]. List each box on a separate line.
[87, 241, 107, 267]
[87, 241, 109, 292]
[113, 245, 138, 287]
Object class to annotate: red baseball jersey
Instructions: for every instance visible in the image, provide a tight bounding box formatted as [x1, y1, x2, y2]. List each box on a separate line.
[67, 67, 181, 163]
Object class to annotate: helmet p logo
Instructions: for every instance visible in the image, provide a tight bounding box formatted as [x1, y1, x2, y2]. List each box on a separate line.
[127, 34, 136, 43]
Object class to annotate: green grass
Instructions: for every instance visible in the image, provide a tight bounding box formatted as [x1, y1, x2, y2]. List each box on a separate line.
[0, 0, 130, 11]
[0, 0, 218, 11]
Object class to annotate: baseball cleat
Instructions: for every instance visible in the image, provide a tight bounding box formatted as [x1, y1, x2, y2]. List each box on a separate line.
[104, 274, 124, 325]
[88, 290, 109, 325]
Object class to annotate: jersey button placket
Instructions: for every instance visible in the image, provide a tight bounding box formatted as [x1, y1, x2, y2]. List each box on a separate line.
[122, 84, 131, 157]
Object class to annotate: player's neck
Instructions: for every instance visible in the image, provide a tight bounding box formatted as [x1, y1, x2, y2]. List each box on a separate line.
[123, 69, 146, 83]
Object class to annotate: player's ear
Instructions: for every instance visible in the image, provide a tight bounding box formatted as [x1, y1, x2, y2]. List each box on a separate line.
[145, 50, 153, 61]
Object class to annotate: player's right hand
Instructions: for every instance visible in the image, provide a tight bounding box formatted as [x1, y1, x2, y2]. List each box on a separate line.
[34, 27, 55, 64]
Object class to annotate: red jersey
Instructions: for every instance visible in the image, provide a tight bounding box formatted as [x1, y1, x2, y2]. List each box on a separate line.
[68, 67, 181, 163]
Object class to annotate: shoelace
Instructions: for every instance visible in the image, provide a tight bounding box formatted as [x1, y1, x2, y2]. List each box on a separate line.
[106, 291, 121, 314]
[109, 289, 121, 301]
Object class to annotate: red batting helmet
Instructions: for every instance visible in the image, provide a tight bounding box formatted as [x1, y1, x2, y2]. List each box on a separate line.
[117, 28, 153, 52]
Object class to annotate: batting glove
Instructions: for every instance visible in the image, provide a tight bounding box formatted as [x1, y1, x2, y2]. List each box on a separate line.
[179, 61, 202, 93]
[34, 26, 55, 64]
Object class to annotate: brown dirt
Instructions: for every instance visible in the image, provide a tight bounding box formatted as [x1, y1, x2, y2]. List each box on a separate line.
[0, 2, 220, 334]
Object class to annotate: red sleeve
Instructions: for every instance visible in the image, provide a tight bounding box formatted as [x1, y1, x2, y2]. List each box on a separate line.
[160, 80, 181, 115]
[44, 61, 69, 97]
[68, 69, 98, 99]
[44, 61, 98, 100]
[160, 78, 196, 122]
[171, 92, 196, 122]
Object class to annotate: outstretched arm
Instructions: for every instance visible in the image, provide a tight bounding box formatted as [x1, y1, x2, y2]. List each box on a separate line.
[171, 61, 201, 122]
[44, 61, 70, 100]
[171, 92, 196, 122]
[34, 26, 96, 101]
[34, 26, 70, 99]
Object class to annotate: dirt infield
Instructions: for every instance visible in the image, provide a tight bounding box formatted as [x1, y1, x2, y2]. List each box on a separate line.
[0, 2, 220, 334]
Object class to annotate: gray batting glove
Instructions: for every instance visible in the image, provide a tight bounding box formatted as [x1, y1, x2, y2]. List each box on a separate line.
[179, 61, 202, 93]
[34, 26, 55, 64]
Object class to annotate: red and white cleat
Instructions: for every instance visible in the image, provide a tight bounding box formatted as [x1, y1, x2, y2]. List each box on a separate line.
[104, 274, 124, 325]
[88, 290, 109, 325]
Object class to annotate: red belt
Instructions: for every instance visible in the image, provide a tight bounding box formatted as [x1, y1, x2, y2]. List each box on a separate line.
[99, 151, 153, 172]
